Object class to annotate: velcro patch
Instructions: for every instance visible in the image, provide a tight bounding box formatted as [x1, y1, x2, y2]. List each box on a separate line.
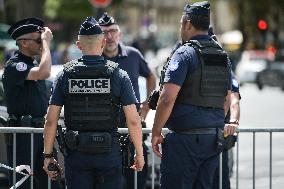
[69, 78, 110, 93]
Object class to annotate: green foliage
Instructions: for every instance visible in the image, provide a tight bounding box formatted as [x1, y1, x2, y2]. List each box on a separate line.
[44, 0, 126, 21]
[58, 0, 93, 21]
[44, 0, 94, 21]
[44, 0, 62, 19]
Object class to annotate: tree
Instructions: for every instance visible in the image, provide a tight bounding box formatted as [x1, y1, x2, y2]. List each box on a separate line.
[4, 0, 46, 24]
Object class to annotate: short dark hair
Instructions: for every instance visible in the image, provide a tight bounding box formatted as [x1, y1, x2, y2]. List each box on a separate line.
[185, 14, 209, 31]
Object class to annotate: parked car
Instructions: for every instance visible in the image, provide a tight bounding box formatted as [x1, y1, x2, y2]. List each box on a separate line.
[235, 50, 274, 85]
[256, 50, 284, 90]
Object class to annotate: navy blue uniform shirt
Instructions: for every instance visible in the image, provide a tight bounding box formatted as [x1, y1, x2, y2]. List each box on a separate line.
[3, 51, 48, 118]
[50, 55, 137, 108]
[164, 35, 232, 129]
[103, 43, 151, 102]
[231, 71, 239, 93]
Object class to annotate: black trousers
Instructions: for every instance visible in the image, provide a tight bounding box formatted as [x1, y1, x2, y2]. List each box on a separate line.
[7, 133, 59, 189]
[123, 142, 148, 189]
[212, 150, 231, 189]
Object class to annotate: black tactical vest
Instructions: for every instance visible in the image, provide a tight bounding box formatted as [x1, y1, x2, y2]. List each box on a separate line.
[64, 59, 120, 132]
[176, 39, 230, 109]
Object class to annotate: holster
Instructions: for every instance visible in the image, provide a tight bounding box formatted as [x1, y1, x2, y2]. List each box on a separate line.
[119, 134, 132, 172]
[148, 90, 160, 110]
[216, 128, 224, 151]
[223, 134, 237, 151]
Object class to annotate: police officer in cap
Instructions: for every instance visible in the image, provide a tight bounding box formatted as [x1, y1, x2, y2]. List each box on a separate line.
[98, 12, 156, 189]
[3, 17, 55, 189]
[43, 17, 144, 189]
[151, 1, 232, 188]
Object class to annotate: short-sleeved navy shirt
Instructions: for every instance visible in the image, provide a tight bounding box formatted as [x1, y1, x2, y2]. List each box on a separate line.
[164, 35, 232, 130]
[49, 55, 137, 108]
[2, 51, 48, 118]
[103, 43, 151, 102]
[231, 71, 239, 93]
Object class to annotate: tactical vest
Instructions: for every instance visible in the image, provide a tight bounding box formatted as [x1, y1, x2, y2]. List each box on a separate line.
[64, 59, 120, 132]
[176, 39, 230, 109]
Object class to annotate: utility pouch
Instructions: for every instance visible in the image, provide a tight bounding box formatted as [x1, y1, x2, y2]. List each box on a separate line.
[77, 132, 112, 154]
[223, 134, 237, 151]
[64, 130, 79, 151]
[216, 128, 224, 151]
[20, 115, 32, 127]
[148, 90, 160, 110]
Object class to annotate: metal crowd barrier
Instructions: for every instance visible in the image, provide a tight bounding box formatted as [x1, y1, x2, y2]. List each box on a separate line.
[0, 127, 284, 189]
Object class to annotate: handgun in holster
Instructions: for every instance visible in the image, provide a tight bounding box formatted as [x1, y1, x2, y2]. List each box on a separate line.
[56, 125, 68, 156]
[148, 90, 160, 110]
[216, 128, 224, 151]
[119, 134, 132, 174]
[223, 134, 238, 151]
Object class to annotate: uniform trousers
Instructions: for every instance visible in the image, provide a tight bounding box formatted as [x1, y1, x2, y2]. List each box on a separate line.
[123, 142, 148, 189]
[160, 132, 220, 189]
[64, 141, 123, 189]
[7, 133, 59, 189]
[212, 150, 231, 189]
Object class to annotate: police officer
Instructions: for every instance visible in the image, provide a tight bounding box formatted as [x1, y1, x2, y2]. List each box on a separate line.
[151, 1, 232, 189]
[2, 17, 55, 189]
[98, 13, 156, 189]
[43, 17, 144, 189]
[208, 26, 241, 189]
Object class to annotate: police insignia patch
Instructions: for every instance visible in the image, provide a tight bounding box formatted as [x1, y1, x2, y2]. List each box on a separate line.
[168, 60, 179, 71]
[16, 62, 27, 71]
[232, 79, 239, 88]
[69, 78, 111, 94]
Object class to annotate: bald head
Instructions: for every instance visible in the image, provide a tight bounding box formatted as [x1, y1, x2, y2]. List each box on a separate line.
[77, 34, 105, 55]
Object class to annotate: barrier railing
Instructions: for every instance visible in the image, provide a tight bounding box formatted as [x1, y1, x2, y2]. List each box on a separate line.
[1, 127, 284, 189]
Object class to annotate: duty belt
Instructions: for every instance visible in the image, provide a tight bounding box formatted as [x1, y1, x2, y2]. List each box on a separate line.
[171, 128, 217, 134]
[8, 116, 45, 128]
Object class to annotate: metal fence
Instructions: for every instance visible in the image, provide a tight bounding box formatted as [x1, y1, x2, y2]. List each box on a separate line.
[0, 127, 284, 189]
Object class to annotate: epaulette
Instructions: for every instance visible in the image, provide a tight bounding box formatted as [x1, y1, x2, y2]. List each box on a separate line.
[106, 60, 119, 74]
[63, 58, 82, 72]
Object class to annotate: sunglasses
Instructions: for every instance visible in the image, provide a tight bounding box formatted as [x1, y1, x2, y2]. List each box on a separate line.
[17, 37, 42, 44]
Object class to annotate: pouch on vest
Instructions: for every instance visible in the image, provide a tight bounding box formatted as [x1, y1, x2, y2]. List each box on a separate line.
[77, 132, 112, 154]
[21, 115, 32, 127]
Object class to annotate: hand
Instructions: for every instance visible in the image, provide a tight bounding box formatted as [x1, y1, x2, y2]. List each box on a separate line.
[151, 132, 164, 158]
[41, 27, 53, 44]
[224, 123, 238, 137]
[43, 158, 61, 180]
[130, 154, 145, 172]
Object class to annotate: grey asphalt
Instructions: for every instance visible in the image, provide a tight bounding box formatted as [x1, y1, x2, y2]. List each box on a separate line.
[230, 84, 284, 189]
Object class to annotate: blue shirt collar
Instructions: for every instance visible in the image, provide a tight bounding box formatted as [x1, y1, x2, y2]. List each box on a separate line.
[81, 55, 105, 65]
[16, 51, 34, 64]
[117, 43, 128, 57]
[190, 35, 211, 40]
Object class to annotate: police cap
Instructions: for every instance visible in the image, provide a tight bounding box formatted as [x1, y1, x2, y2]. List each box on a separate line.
[8, 17, 44, 40]
[183, 1, 210, 16]
[98, 12, 117, 26]
[78, 17, 103, 35]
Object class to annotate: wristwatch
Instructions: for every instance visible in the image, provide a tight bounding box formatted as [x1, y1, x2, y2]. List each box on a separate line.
[229, 119, 239, 125]
[43, 152, 54, 159]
